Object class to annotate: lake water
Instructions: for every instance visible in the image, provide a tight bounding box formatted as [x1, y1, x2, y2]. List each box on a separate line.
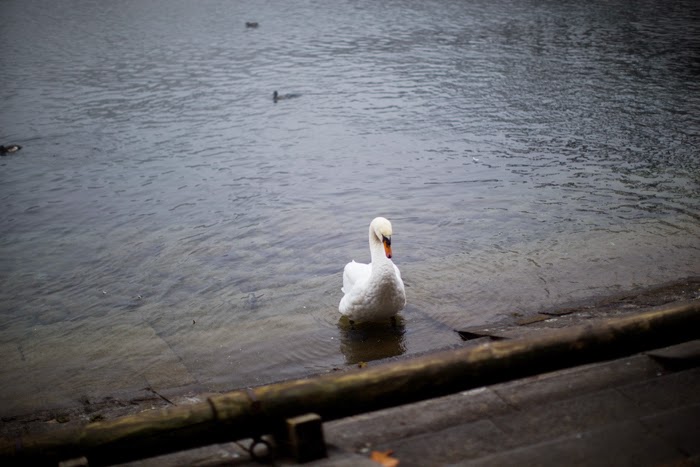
[1, 0, 699, 416]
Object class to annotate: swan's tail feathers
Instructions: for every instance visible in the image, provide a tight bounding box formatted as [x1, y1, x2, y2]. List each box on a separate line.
[342, 260, 370, 296]
[341, 260, 356, 295]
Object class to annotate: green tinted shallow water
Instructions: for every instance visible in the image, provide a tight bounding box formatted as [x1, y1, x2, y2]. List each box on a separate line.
[0, 0, 698, 415]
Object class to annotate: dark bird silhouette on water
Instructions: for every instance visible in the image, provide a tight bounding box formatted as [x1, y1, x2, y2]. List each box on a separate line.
[0, 144, 21, 155]
[273, 91, 301, 103]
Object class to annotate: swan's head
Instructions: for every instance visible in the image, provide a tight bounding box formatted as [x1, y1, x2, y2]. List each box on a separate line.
[370, 217, 394, 259]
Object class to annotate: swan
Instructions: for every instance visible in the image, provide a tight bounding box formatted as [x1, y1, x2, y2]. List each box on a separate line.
[339, 217, 406, 322]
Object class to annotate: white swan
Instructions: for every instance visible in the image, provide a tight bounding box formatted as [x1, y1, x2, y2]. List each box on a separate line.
[339, 217, 406, 322]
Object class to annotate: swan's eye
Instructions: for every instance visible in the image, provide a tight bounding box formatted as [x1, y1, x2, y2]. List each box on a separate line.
[382, 235, 391, 246]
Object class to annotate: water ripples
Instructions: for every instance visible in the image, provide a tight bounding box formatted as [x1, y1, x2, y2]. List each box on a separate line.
[1, 0, 699, 414]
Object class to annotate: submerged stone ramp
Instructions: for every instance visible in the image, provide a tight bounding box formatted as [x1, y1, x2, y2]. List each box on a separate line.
[1, 292, 698, 466]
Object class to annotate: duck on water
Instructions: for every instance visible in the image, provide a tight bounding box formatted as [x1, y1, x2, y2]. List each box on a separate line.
[273, 91, 301, 103]
[0, 144, 21, 155]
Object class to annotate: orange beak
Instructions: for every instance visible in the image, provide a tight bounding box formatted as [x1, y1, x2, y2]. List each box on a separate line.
[383, 237, 393, 259]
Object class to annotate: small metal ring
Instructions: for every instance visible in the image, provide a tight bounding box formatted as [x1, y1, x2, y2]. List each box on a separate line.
[248, 437, 273, 464]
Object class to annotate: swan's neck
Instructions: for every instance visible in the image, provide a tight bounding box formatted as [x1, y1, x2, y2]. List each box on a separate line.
[369, 232, 390, 266]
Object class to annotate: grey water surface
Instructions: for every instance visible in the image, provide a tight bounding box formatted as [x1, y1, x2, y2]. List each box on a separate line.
[1, 0, 699, 415]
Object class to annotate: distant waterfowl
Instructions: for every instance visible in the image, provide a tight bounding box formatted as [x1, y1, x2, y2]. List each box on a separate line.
[245, 22, 259, 28]
[0, 144, 22, 155]
[273, 90, 301, 103]
[339, 217, 406, 323]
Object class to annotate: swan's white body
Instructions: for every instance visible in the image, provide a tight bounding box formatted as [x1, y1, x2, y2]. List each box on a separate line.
[339, 217, 406, 322]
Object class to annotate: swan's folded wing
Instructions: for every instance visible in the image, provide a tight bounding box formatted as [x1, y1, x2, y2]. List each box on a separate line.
[393, 263, 402, 280]
[341, 260, 371, 294]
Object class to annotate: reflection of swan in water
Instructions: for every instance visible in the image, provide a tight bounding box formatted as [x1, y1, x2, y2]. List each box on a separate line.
[337, 316, 406, 365]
